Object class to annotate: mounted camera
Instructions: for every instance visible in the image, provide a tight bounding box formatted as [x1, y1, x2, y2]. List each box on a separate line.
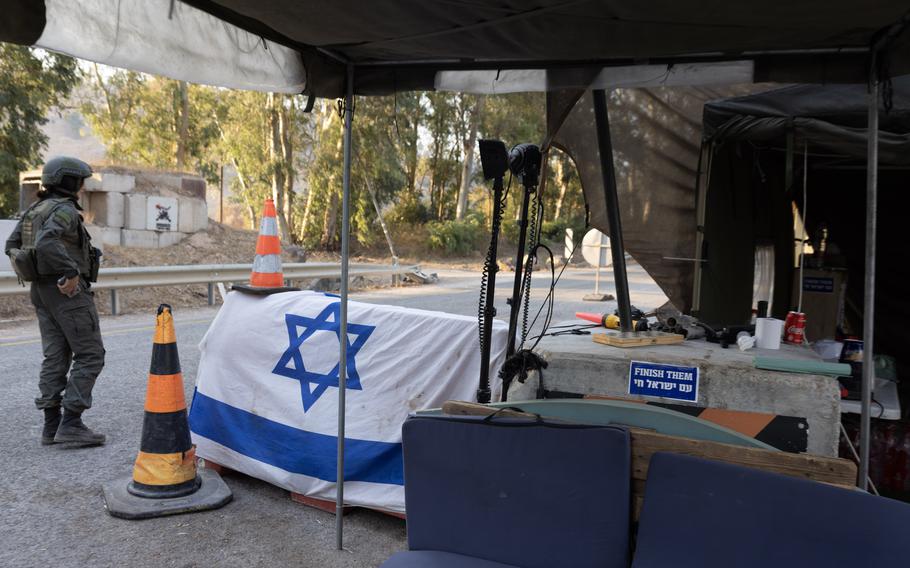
[508, 143, 542, 187]
[478, 139, 510, 181]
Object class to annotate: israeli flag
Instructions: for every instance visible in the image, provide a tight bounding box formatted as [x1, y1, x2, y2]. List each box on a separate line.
[189, 290, 506, 513]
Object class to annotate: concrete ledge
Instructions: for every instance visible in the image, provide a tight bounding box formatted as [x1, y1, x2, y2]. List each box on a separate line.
[121, 229, 159, 249]
[509, 332, 841, 456]
[158, 231, 187, 247]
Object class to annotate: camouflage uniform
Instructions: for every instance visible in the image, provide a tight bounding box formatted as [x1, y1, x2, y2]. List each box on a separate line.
[5, 195, 105, 414]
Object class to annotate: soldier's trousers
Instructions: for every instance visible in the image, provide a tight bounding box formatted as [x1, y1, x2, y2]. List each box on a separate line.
[29, 281, 105, 413]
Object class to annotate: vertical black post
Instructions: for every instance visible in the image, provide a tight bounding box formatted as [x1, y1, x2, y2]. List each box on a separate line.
[506, 186, 534, 356]
[592, 89, 633, 332]
[859, 68, 879, 490]
[477, 177, 505, 403]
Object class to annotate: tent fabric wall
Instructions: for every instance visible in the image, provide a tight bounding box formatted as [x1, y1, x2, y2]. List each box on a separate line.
[3, 0, 307, 93]
[179, 0, 909, 97]
[696, 81, 910, 348]
[4, 1, 909, 97]
[549, 86, 759, 312]
[697, 142, 795, 325]
[703, 78, 910, 165]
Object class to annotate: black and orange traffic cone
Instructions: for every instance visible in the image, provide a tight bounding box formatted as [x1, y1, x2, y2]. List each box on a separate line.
[102, 305, 232, 519]
[233, 198, 299, 295]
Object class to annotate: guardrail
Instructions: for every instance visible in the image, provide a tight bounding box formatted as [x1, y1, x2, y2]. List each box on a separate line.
[0, 262, 420, 314]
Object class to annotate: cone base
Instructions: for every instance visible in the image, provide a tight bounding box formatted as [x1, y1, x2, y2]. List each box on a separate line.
[102, 468, 232, 520]
[231, 284, 300, 296]
[127, 477, 201, 500]
[582, 293, 615, 302]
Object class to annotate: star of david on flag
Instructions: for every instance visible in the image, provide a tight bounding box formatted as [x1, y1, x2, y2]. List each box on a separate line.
[272, 302, 375, 411]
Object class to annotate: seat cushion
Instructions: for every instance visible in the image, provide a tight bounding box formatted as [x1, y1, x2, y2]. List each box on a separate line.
[402, 415, 631, 568]
[633, 452, 910, 567]
[381, 551, 520, 568]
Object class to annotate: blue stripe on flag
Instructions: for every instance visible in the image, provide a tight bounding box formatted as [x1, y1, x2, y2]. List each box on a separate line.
[189, 391, 403, 485]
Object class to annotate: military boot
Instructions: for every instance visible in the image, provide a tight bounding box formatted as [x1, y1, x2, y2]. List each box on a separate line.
[41, 407, 62, 445]
[55, 410, 106, 446]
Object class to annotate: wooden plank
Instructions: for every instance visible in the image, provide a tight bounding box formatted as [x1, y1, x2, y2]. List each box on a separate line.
[592, 331, 684, 347]
[290, 492, 352, 516]
[441, 400, 533, 418]
[630, 428, 856, 486]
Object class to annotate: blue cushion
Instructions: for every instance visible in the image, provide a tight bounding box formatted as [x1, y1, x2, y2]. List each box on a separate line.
[381, 551, 520, 568]
[401, 415, 631, 568]
[633, 452, 910, 567]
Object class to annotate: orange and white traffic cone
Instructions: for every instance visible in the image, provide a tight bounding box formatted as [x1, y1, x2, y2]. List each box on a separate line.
[234, 198, 299, 295]
[101, 305, 232, 519]
[250, 198, 284, 287]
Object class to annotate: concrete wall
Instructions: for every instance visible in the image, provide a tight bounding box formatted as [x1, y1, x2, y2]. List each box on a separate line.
[508, 334, 841, 456]
[0, 220, 16, 271]
[19, 167, 209, 249]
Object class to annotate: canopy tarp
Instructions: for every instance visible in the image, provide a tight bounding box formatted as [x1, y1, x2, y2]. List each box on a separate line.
[703, 77, 910, 164]
[695, 79, 910, 337]
[2, 1, 909, 96]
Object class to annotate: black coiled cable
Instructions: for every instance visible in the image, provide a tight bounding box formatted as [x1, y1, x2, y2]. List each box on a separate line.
[478, 176, 510, 353]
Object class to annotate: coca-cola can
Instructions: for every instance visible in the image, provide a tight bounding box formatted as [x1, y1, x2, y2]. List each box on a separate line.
[785, 311, 806, 344]
[784, 311, 797, 330]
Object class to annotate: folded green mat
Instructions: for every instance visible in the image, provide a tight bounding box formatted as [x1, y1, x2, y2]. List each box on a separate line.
[754, 356, 852, 377]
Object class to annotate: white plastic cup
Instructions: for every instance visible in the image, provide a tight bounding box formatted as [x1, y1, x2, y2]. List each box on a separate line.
[736, 331, 755, 351]
[755, 318, 783, 350]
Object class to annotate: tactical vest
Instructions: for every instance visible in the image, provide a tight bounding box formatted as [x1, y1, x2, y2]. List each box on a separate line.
[21, 197, 93, 277]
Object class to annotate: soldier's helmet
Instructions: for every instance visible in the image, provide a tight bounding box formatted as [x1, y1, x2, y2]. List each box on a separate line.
[41, 156, 93, 190]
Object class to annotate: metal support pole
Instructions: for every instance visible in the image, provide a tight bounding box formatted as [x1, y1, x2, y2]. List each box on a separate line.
[110, 289, 119, 316]
[477, 176, 505, 404]
[207, 282, 215, 306]
[592, 90, 633, 331]
[336, 64, 354, 548]
[859, 74, 879, 491]
[506, 185, 534, 357]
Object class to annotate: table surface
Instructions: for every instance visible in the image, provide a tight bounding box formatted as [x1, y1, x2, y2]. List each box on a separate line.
[538, 322, 823, 369]
[840, 378, 902, 420]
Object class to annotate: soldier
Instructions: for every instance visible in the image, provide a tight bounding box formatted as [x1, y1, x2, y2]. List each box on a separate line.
[5, 156, 106, 446]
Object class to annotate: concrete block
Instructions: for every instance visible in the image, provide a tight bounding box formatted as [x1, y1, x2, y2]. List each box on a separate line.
[89, 192, 124, 228]
[177, 199, 196, 233]
[123, 194, 147, 230]
[0, 220, 17, 271]
[192, 198, 209, 232]
[100, 173, 135, 193]
[98, 227, 122, 248]
[181, 177, 207, 199]
[84, 224, 118, 251]
[509, 333, 841, 456]
[121, 229, 158, 249]
[83, 173, 103, 191]
[158, 231, 187, 247]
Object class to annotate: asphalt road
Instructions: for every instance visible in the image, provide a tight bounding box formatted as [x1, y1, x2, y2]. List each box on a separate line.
[0, 266, 664, 568]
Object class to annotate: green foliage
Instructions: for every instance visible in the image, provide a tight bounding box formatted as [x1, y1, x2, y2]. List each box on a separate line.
[540, 218, 586, 244]
[81, 68, 222, 177]
[426, 216, 485, 255]
[0, 45, 79, 216]
[386, 192, 429, 225]
[3, 54, 586, 259]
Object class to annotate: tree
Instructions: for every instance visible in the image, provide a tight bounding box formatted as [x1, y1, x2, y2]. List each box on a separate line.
[81, 67, 222, 178]
[0, 45, 80, 215]
[455, 96, 484, 220]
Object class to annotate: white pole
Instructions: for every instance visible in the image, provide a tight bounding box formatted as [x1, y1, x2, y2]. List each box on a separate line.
[336, 63, 354, 547]
[859, 70, 879, 491]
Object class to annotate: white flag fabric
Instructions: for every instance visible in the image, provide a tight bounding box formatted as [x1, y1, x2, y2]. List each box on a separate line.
[189, 290, 506, 512]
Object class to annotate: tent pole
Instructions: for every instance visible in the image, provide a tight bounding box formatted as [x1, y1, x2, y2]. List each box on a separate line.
[336, 63, 354, 548]
[592, 89, 633, 331]
[858, 67, 879, 491]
